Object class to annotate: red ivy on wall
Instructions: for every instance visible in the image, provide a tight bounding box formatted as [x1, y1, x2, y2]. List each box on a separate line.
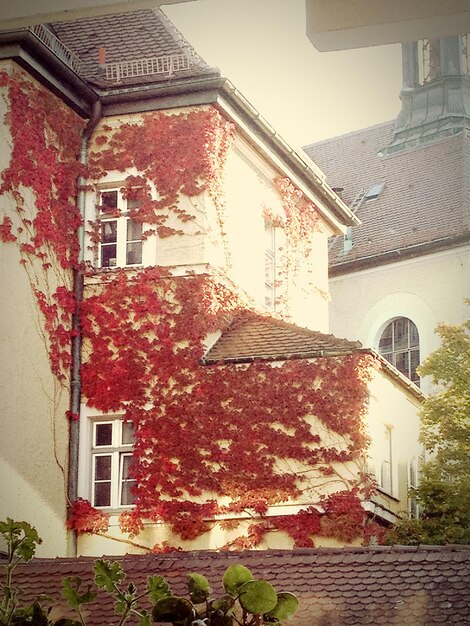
[79, 268, 381, 547]
[0, 69, 84, 379]
[1, 71, 383, 549]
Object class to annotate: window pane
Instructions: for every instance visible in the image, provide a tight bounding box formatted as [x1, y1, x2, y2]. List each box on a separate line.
[265, 289, 274, 310]
[95, 423, 113, 446]
[94, 455, 112, 480]
[378, 324, 393, 353]
[265, 222, 275, 251]
[101, 191, 118, 210]
[410, 322, 419, 347]
[410, 349, 420, 383]
[395, 351, 408, 377]
[265, 253, 275, 286]
[122, 421, 134, 445]
[101, 244, 117, 268]
[381, 461, 391, 492]
[393, 318, 408, 350]
[127, 198, 141, 210]
[127, 219, 142, 241]
[126, 242, 142, 265]
[94, 481, 111, 507]
[120, 480, 136, 506]
[101, 220, 117, 243]
[120, 454, 135, 506]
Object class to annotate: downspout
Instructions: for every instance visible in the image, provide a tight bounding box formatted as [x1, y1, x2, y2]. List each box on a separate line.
[67, 99, 102, 555]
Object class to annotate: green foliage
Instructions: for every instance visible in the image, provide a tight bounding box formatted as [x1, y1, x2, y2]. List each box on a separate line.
[187, 573, 211, 604]
[389, 311, 470, 545]
[0, 520, 298, 626]
[222, 564, 253, 596]
[237, 580, 277, 615]
[146, 575, 172, 604]
[419, 315, 470, 474]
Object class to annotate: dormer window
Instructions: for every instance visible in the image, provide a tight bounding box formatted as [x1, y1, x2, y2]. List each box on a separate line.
[99, 189, 143, 268]
[365, 182, 385, 201]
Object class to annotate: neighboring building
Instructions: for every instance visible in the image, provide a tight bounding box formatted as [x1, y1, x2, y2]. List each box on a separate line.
[15, 545, 470, 625]
[304, 35, 470, 393]
[0, 9, 422, 558]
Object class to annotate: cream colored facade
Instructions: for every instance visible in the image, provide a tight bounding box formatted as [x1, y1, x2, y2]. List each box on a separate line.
[0, 62, 69, 556]
[329, 246, 470, 394]
[84, 111, 333, 331]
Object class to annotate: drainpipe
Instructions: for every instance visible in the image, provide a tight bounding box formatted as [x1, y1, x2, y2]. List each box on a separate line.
[67, 99, 102, 555]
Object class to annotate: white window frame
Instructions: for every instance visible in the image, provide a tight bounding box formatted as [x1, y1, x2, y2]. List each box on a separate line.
[264, 220, 276, 310]
[98, 188, 143, 269]
[90, 418, 135, 510]
[379, 425, 393, 495]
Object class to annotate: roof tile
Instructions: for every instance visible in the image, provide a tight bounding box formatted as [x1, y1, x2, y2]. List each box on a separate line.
[49, 8, 217, 89]
[12, 546, 470, 626]
[303, 123, 470, 270]
[204, 311, 361, 363]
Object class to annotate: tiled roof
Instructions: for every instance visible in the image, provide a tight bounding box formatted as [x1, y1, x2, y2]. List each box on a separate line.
[303, 123, 470, 272]
[49, 9, 217, 88]
[203, 312, 361, 363]
[13, 546, 470, 625]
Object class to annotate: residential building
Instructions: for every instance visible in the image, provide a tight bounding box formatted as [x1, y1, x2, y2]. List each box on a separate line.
[0, 9, 422, 558]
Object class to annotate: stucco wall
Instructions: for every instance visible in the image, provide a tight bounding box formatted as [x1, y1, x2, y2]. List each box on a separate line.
[365, 368, 422, 517]
[329, 246, 470, 392]
[85, 110, 332, 331]
[0, 62, 69, 555]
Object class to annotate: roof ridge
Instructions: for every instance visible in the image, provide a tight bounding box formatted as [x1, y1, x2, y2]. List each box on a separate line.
[20, 544, 470, 566]
[303, 119, 395, 150]
[237, 309, 362, 349]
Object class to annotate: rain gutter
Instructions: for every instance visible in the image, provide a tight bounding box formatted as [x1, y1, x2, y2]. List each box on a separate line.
[67, 100, 102, 555]
[99, 76, 358, 232]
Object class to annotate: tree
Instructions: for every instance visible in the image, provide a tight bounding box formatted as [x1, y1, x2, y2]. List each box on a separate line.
[389, 311, 470, 545]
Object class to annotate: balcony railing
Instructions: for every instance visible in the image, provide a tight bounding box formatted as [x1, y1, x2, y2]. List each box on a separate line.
[28, 25, 192, 84]
[104, 54, 191, 83]
[30, 24, 86, 76]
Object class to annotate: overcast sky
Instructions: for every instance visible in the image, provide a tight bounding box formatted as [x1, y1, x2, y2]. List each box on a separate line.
[164, 0, 403, 150]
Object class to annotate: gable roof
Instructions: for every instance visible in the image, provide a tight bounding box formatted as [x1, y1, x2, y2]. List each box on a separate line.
[12, 545, 470, 625]
[203, 311, 361, 363]
[303, 122, 470, 274]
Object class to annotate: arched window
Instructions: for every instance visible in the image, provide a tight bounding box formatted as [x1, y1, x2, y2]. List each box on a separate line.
[378, 317, 420, 384]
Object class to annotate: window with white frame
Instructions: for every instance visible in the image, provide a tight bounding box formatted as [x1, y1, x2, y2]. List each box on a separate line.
[265, 220, 276, 310]
[91, 419, 136, 508]
[378, 317, 420, 385]
[408, 455, 419, 518]
[379, 425, 393, 494]
[99, 189, 143, 268]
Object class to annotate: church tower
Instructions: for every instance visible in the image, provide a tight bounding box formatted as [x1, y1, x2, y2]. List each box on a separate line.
[383, 35, 470, 154]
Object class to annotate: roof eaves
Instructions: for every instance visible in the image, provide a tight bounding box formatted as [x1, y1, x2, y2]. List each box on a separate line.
[359, 348, 425, 401]
[330, 231, 470, 275]
[202, 348, 358, 366]
[0, 29, 98, 116]
[216, 79, 360, 233]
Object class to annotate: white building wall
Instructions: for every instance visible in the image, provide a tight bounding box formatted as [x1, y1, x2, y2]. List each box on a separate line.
[365, 368, 422, 516]
[329, 245, 470, 391]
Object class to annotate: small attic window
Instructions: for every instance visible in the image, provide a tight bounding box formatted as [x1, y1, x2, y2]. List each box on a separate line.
[365, 182, 385, 201]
